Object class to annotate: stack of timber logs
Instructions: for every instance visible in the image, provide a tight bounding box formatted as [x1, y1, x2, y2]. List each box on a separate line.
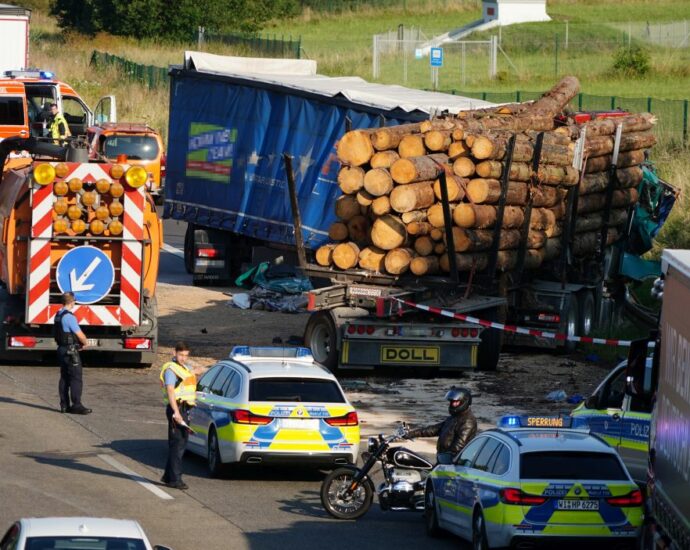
[316, 76, 656, 277]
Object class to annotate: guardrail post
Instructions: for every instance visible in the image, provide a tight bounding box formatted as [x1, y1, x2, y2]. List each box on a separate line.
[684, 99, 689, 143]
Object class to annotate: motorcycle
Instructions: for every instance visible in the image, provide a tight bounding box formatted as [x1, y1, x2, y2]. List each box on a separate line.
[320, 425, 433, 520]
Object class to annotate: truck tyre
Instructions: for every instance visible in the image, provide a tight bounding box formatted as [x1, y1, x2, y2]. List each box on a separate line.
[563, 298, 580, 353]
[184, 223, 194, 274]
[476, 308, 502, 372]
[304, 311, 338, 371]
[578, 290, 596, 337]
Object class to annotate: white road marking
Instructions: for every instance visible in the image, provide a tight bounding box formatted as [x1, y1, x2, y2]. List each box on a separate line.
[98, 454, 173, 500]
[162, 243, 184, 258]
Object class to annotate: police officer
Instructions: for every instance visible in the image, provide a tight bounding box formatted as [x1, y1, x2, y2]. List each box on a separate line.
[54, 292, 91, 415]
[160, 342, 204, 490]
[48, 103, 71, 142]
[407, 387, 477, 456]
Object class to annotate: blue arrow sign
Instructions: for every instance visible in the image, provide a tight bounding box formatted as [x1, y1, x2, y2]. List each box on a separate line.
[430, 47, 443, 67]
[56, 246, 115, 304]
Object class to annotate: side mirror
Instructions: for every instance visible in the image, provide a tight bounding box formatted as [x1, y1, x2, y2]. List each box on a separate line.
[437, 452, 453, 465]
[153, 546, 173, 550]
[585, 393, 600, 410]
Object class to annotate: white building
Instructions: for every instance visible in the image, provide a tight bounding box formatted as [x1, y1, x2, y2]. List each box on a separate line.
[0, 4, 31, 71]
[482, 0, 551, 26]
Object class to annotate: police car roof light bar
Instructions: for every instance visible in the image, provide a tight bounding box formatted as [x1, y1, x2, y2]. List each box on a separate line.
[229, 345, 314, 362]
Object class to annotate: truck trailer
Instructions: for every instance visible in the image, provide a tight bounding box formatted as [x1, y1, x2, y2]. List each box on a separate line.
[164, 52, 671, 372]
[645, 249, 690, 549]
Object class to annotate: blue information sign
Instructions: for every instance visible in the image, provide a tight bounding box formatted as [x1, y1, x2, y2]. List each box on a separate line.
[56, 246, 115, 304]
[430, 47, 443, 67]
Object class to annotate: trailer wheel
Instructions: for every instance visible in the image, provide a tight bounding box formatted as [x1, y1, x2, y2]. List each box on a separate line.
[184, 223, 194, 274]
[476, 309, 502, 371]
[563, 298, 580, 353]
[578, 291, 596, 337]
[304, 312, 338, 371]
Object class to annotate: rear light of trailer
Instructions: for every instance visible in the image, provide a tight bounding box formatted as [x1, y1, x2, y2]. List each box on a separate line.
[366, 325, 375, 335]
[606, 490, 643, 507]
[537, 313, 560, 323]
[325, 411, 359, 427]
[347, 325, 356, 334]
[469, 328, 479, 337]
[461, 328, 469, 337]
[500, 488, 547, 506]
[196, 247, 221, 258]
[8, 336, 36, 348]
[124, 337, 151, 349]
[232, 410, 273, 425]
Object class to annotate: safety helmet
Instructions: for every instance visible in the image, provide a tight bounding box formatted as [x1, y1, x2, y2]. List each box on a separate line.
[445, 387, 472, 415]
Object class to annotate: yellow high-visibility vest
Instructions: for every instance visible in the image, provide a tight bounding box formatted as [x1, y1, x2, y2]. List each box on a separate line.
[160, 361, 196, 406]
[50, 113, 71, 139]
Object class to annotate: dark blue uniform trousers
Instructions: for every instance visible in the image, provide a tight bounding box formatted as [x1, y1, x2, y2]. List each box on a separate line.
[163, 404, 190, 483]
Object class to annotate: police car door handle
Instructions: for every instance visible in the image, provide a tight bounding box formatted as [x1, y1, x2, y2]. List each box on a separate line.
[612, 413, 621, 420]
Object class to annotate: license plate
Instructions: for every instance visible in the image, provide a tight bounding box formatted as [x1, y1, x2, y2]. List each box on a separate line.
[556, 499, 599, 511]
[281, 418, 319, 430]
[380, 345, 440, 364]
[87, 339, 99, 347]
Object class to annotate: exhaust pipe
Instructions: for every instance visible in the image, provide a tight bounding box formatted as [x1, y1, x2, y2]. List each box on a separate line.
[245, 456, 262, 464]
[334, 458, 349, 465]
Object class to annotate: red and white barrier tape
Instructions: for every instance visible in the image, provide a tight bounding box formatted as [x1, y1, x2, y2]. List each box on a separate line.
[390, 297, 655, 348]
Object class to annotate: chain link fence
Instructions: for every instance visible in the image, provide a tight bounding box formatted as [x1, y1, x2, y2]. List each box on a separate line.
[444, 89, 689, 145]
[198, 29, 301, 59]
[90, 51, 169, 88]
[372, 36, 498, 89]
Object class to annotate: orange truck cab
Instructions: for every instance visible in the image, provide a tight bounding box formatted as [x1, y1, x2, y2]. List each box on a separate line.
[0, 69, 116, 141]
[87, 123, 165, 200]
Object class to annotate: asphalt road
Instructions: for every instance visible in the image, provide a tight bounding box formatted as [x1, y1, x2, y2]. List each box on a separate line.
[0, 217, 463, 550]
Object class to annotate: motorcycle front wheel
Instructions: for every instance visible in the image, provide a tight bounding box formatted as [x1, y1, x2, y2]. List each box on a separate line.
[320, 467, 374, 520]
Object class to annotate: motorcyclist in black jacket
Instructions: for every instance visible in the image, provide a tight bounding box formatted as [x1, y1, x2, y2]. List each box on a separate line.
[407, 387, 477, 456]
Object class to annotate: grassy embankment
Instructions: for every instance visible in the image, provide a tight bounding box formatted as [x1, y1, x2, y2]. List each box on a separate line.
[27, 0, 690, 255]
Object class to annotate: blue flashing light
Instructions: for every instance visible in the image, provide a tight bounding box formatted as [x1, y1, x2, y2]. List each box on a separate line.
[229, 345, 314, 361]
[40, 70, 54, 79]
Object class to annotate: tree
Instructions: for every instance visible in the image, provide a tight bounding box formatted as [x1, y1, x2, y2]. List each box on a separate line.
[50, 0, 299, 40]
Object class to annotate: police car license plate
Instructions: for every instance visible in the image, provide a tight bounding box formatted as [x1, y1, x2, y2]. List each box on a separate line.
[556, 499, 599, 511]
[281, 418, 319, 430]
[87, 339, 99, 347]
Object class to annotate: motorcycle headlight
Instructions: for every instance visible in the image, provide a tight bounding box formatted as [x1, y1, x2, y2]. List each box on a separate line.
[367, 437, 378, 453]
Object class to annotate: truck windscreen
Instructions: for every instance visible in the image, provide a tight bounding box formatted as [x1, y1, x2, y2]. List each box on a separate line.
[104, 135, 159, 160]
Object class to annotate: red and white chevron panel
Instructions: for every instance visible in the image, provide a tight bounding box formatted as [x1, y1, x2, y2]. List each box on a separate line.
[120, 184, 145, 325]
[26, 162, 145, 326]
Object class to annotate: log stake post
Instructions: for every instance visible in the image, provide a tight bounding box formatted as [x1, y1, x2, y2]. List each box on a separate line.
[378, 114, 386, 128]
[598, 124, 623, 262]
[487, 134, 516, 282]
[438, 169, 459, 283]
[516, 132, 545, 279]
[283, 153, 308, 270]
[345, 116, 352, 133]
[560, 184, 579, 285]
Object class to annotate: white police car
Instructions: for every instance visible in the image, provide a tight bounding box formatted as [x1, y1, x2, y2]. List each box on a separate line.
[0, 517, 170, 550]
[187, 346, 360, 476]
[425, 415, 643, 549]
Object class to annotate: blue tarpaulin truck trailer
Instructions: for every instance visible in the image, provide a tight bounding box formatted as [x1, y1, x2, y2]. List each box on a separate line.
[164, 52, 492, 280]
[163, 53, 672, 372]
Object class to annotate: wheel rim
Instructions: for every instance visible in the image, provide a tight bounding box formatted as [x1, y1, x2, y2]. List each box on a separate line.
[209, 433, 218, 472]
[582, 299, 594, 335]
[310, 323, 331, 364]
[567, 307, 577, 337]
[326, 473, 367, 515]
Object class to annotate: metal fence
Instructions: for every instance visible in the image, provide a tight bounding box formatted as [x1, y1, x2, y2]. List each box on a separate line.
[198, 29, 302, 59]
[372, 36, 498, 88]
[444, 89, 689, 144]
[610, 20, 690, 49]
[90, 51, 169, 89]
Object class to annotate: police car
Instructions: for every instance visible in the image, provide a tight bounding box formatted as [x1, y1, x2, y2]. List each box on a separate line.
[572, 357, 653, 484]
[187, 346, 360, 476]
[425, 415, 643, 549]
